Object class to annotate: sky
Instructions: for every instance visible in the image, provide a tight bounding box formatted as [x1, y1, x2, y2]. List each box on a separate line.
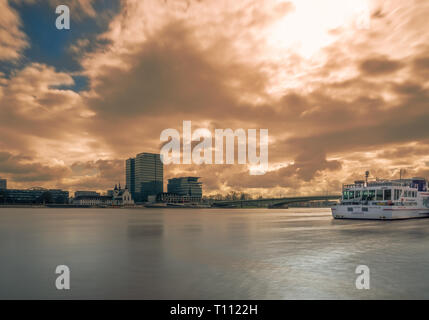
[0, 0, 429, 197]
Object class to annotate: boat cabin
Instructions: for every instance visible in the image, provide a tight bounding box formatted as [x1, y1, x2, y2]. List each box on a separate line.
[341, 178, 427, 205]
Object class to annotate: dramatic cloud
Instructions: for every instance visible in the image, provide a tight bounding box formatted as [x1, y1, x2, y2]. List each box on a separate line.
[0, 151, 69, 186]
[1, 0, 429, 196]
[0, 0, 28, 60]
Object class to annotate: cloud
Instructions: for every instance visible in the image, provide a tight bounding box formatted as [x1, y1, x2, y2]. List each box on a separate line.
[0, 0, 28, 61]
[0, 151, 70, 185]
[360, 56, 404, 75]
[2, 0, 429, 196]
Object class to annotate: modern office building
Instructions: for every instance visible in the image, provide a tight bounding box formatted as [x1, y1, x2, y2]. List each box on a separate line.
[125, 157, 135, 199]
[0, 188, 69, 204]
[0, 178, 6, 190]
[167, 177, 202, 200]
[126, 153, 163, 202]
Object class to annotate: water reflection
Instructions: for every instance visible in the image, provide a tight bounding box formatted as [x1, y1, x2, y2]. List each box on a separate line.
[1, 207, 429, 299]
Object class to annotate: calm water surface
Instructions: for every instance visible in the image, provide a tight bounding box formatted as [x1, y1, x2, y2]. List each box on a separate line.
[1, 207, 429, 299]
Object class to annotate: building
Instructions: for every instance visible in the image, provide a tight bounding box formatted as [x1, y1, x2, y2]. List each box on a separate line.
[126, 158, 135, 199]
[126, 152, 163, 202]
[74, 191, 100, 198]
[73, 195, 113, 206]
[157, 192, 202, 204]
[73, 184, 134, 206]
[0, 178, 6, 190]
[112, 184, 134, 205]
[0, 188, 69, 204]
[167, 177, 202, 200]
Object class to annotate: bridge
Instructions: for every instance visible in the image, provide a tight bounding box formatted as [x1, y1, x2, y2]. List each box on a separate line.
[210, 195, 341, 208]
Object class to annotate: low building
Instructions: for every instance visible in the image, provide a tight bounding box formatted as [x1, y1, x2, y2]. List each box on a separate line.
[157, 192, 202, 204]
[72, 184, 134, 206]
[73, 195, 113, 206]
[167, 177, 202, 200]
[74, 190, 100, 198]
[0, 188, 69, 204]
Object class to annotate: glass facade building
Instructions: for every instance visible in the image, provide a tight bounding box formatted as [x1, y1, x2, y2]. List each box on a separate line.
[0, 178, 6, 190]
[125, 157, 135, 199]
[126, 153, 163, 202]
[167, 177, 202, 199]
[0, 188, 69, 204]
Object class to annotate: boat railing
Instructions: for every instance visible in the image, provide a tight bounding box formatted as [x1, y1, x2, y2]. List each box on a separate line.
[343, 181, 414, 190]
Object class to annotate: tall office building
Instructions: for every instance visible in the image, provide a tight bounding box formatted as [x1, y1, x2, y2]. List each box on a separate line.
[0, 178, 6, 190]
[125, 158, 135, 199]
[167, 177, 202, 199]
[126, 153, 163, 202]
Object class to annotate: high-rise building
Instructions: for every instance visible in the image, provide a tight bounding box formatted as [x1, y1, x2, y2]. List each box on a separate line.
[125, 157, 135, 199]
[167, 177, 202, 199]
[0, 178, 6, 190]
[126, 153, 163, 202]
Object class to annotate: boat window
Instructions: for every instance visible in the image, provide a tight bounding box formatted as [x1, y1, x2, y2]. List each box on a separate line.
[362, 190, 369, 200]
[394, 189, 401, 200]
[343, 190, 349, 200]
[368, 190, 375, 201]
[384, 189, 391, 200]
[376, 190, 383, 200]
[355, 190, 361, 198]
[349, 191, 355, 199]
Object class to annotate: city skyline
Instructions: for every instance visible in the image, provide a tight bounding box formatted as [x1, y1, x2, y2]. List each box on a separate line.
[0, 1, 429, 197]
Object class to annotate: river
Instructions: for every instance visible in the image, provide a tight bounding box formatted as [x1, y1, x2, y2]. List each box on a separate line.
[1, 207, 428, 299]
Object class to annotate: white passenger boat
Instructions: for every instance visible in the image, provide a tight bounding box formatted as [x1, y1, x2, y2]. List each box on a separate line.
[332, 173, 429, 220]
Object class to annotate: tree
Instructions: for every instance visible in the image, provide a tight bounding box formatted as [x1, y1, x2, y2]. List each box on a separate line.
[36, 191, 53, 204]
[0, 190, 6, 204]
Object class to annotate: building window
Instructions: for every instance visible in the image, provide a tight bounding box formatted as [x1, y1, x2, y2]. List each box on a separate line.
[395, 189, 401, 200]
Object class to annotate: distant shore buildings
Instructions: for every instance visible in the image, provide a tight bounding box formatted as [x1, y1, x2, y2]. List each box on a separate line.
[0, 184, 69, 205]
[0, 154, 206, 206]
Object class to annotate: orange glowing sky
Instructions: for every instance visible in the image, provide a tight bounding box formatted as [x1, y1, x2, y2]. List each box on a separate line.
[0, 0, 429, 196]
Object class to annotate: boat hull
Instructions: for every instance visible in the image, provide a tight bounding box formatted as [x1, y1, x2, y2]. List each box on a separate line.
[332, 205, 429, 220]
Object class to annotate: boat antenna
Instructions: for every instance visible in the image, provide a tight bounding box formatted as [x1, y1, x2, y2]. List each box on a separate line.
[365, 171, 369, 185]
